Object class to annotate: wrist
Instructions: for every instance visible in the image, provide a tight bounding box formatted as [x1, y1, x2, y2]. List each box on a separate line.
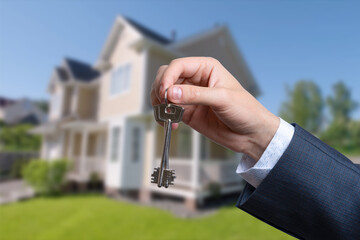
[244, 113, 280, 161]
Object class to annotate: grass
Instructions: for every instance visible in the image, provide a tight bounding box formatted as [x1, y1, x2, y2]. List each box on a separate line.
[0, 194, 293, 240]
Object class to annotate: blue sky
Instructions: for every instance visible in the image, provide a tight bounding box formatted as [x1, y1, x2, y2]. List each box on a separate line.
[1, 1, 359, 119]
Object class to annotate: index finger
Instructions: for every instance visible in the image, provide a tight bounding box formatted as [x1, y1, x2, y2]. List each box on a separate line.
[158, 57, 216, 98]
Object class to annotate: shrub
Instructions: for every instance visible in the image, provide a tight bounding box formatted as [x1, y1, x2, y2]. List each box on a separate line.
[10, 158, 31, 179]
[22, 159, 69, 195]
[207, 182, 221, 200]
[89, 172, 102, 190]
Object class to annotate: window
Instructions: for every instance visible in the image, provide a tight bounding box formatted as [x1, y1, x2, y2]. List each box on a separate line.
[110, 127, 120, 161]
[131, 127, 140, 162]
[109, 63, 132, 95]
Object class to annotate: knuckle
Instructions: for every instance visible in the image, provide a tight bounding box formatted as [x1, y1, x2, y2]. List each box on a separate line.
[169, 58, 178, 66]
[207, 57, 219, 65]
[157, 65, 167, 73]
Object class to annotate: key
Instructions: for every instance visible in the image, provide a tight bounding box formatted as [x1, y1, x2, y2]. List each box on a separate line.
[151, 89, 184, 188]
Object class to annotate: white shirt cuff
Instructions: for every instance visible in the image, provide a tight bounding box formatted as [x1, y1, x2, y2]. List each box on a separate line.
[236, 118, 295, 188]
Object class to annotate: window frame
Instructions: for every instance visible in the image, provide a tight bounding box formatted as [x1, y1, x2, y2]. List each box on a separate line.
[109, 62, 132, 97]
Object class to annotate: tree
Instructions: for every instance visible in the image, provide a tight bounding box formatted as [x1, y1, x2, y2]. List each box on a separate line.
[327, 81, 357, 123]
[33, 100, 49, 113]
[280, 80, 324, 133]
[0, 124, 41, 151]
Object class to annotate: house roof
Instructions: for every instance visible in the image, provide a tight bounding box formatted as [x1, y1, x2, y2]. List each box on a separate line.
[64, 58, 100, 82]
[55, 58, 100, 83]
[56, 67, 70, 82]
[124, 16, 172, 45]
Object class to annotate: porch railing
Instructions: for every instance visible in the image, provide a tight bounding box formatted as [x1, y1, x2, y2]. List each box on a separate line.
[68, 156, 105, 181]
[153, 158, 243, 189]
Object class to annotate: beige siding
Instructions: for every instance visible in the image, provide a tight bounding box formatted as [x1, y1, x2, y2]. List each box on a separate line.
[73, 133, 82, 157]
[77, 87, 97, 119]
[63, 86, 73, 116]
[98, 25, 144, 119]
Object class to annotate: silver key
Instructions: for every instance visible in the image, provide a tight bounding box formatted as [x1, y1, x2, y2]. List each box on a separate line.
[151, 89, 184, 188]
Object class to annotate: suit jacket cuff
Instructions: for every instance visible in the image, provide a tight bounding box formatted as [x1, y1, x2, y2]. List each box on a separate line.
[236, 118, 295, 188]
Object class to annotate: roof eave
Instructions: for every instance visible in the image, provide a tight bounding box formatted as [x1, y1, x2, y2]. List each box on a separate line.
[129, 37, 184, 58]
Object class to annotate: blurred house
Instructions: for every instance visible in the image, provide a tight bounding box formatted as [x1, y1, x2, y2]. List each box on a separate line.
[0, 97, 47, 125]
[0, 97, 16, 121]
[31, 16, 260, 210]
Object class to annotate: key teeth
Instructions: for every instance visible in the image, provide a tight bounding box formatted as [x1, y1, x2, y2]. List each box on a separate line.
[163, 169, 176, 185]
[151, 168, 176, 186]
[151, 168, 160, 183]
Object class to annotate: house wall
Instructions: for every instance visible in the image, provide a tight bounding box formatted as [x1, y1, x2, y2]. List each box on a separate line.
[142, 116, 156, 188]
[62, 86, 73, 116]
[73, 132, 82, 157]
[98, 24, 144, 120]
[42, 135, 62, 160]
[49, 83, 64, 121]
[3, 99, 46, 124]
[77, 87, 97, 119]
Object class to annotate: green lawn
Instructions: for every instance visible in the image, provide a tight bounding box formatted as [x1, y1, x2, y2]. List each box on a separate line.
[0, 194, 293, 240]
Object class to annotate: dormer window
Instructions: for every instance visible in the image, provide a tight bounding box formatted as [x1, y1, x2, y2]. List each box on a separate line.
[109, 63, 131, 96]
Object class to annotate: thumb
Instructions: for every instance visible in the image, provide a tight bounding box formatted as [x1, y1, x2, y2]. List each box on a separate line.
[167, 85, 227, 108]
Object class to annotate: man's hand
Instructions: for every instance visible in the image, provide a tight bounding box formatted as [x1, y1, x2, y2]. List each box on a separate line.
[150, 57, 279, 161]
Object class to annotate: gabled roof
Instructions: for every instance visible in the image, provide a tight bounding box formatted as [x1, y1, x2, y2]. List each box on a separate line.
[124, 16, 172, 45]
[64, 58, 100, 82]
[55, 67, 70, 82]
[96, 15, 174, 66]
[55, 58, 100, 83]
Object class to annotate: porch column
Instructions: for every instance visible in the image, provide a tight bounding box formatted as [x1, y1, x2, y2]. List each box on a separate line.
[67, 131, 75, 159]
[80, 129, 89, 179]
[191, 130, 201, 190]
[140, 120, 156, 204]
[59, 131, 65, 157]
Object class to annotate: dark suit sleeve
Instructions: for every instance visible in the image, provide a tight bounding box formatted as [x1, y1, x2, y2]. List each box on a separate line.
[236, 124, 360, 239]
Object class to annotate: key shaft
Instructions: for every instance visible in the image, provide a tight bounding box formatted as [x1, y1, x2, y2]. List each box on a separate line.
[157, 118, 172, 187]
[152, 89, 184, 188]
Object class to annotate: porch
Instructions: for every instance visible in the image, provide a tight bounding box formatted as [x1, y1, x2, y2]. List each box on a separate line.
[62, 121, 107, 182]
[147, 123, 244, 200]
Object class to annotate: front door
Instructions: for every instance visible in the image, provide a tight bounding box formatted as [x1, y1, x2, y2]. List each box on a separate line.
[122, 120, 145, 189]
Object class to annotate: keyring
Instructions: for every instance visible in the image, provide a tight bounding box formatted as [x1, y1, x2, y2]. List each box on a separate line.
[164, 88, 169, 106]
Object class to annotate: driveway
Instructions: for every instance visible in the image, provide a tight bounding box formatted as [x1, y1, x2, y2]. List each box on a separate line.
[0, 180, 34, 204]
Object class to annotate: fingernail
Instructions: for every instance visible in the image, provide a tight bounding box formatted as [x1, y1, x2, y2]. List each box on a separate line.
[172, 86, 182, 100]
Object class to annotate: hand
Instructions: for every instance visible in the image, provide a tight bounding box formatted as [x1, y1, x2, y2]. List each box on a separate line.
[150, 57, 279, 161]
